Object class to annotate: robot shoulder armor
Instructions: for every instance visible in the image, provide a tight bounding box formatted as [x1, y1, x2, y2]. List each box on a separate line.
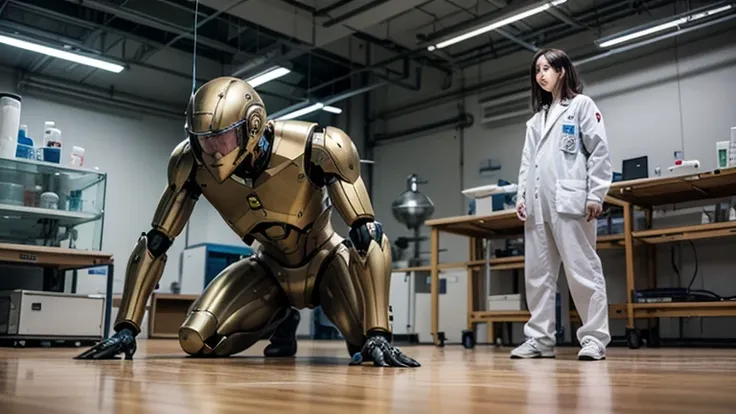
[311, 126, 360, 183]
[167, 140, 197, 189]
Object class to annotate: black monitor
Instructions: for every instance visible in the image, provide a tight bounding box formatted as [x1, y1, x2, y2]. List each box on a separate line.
[622, 156, 648, 181]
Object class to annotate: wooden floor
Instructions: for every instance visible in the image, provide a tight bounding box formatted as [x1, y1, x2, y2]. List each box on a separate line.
[2, 340, 736, 414]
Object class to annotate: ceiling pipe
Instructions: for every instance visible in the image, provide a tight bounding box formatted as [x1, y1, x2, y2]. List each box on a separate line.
[267, 81, 388, 120]
[373, 113, 473, 144]
[61, 0, 238, 54]
[322, 0, 391, 28]
[316, 0, 359, 16]
[17, 73, 184, 119]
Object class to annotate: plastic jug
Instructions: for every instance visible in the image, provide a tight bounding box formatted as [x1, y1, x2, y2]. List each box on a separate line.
[0, 93, 21, 159]
[43, 121, 62, 164]
[15, 124, 36, 159]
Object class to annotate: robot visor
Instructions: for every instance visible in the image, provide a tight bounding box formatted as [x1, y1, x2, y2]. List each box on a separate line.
[196, 128, 239, 157]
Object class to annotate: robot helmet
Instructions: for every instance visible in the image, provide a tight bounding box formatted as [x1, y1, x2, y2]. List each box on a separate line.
[185, 77, 268, 183]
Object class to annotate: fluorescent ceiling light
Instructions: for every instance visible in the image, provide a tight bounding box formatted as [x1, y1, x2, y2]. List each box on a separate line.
[0, 34, 124, 73]
[428, 0, 567, 50]
[275, 103, 344, 120]
[598, 4, 733, 48]
[322, 105, 342, 114]
[247, 66, 291, 88]
[277, 103, 324, 120]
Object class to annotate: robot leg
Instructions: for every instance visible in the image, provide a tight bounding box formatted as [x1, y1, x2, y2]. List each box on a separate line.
[178, 256, 290, 357]
[317, 242, 365, 357]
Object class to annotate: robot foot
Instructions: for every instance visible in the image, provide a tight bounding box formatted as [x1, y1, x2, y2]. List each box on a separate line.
[264, 307, 300, 357]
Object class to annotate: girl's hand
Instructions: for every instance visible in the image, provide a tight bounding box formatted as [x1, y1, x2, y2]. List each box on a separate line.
[516, 199, 526, 221]
[586, 201, 602, 222]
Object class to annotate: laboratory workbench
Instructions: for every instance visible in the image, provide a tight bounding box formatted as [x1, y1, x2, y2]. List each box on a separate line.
[424, 166, 736, 348]
[0, 242, 115, 339]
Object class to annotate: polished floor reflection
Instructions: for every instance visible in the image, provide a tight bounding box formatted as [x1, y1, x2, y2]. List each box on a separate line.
[1, 339, 736, 414]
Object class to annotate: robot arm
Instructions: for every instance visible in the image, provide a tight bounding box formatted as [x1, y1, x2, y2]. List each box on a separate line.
[308, 127, 419, 368]
[115, 141, 200, 333]
[76, 141, 200, 360]
[308, 127, 392, 333]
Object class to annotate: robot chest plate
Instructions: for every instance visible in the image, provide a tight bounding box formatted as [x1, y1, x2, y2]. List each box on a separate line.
[196, 162, 325, 237]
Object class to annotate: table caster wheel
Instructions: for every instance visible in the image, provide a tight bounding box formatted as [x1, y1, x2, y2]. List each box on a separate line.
[437, 332, 446, 347]
[626, 328, 642, 349]
[461, 330, 475, 349]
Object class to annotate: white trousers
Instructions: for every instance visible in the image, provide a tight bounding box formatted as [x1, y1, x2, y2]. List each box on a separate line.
[522, 209, 611, 347]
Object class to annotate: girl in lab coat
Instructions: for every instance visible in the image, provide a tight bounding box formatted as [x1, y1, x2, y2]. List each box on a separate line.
[513, 48, 612, 361]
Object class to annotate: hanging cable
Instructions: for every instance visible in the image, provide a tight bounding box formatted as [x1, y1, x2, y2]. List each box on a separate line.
[191, 0, 200, 95]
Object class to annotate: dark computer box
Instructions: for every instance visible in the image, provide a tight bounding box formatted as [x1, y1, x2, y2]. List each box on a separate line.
[622, 156, 649, 181]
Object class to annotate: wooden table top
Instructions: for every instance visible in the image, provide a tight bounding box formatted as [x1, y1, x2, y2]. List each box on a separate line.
[608, 166, 736, 207]
[424, 209, 523, 238]
[0, 242, 113, 270]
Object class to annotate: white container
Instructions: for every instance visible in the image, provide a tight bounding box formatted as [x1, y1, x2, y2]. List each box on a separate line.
[44, 121, 62, 147]
[0, 93, 21, 159]
[39, 192, 59, 209]
[69, 146, 85, 166]
[487, 293, 523, 311]
[0, 290, 104, 339]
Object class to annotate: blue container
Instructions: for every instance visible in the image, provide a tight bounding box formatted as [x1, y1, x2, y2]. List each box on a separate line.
[15, 129, 35, 159]
[42, 147, 61, 164]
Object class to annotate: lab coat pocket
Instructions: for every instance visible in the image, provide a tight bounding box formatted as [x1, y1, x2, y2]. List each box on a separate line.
[555, 179, 587, 216]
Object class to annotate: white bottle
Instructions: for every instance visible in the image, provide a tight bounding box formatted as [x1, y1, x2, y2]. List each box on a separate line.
[43, 121, 62, 164]
[44, 121, 62, 147]
[0, 93, 22, 159]
[69, 146, 85, 167]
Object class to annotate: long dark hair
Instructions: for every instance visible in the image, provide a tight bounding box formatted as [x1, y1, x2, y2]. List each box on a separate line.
[530, 48, 583, 112]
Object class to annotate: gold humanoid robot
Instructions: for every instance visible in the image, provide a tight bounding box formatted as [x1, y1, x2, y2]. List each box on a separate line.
[76, 77, 419, 368]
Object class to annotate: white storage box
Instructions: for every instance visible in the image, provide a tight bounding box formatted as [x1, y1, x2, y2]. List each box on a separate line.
[0, 290, 105, 340]
[487, 293, 524, 311]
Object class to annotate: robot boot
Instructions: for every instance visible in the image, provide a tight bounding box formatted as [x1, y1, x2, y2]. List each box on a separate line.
[263, 307, 301, 357]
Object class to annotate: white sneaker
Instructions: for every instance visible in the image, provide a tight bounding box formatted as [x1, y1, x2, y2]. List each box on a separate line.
[578, 337, 606, 361]
[510, 338, 556, 359]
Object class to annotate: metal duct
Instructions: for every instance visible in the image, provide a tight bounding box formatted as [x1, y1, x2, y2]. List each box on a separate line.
[480, 90, 530, 124]
[17, 74, 183, 119]
[373, 113, 473, 144]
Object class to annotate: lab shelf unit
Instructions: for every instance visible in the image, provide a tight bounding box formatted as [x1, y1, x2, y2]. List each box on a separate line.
[422, 166, 736, 349]
[0, 156, 114, 343]
[607, 166, 736, 348]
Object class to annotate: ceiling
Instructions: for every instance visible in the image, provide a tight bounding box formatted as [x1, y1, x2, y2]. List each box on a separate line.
[0, 0, 734, 118]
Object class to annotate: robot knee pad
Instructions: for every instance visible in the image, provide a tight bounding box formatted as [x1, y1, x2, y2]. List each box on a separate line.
[178, 310, 218, 355]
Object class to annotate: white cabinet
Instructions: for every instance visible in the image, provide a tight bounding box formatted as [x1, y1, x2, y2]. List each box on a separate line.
[390, 268, 467, 344]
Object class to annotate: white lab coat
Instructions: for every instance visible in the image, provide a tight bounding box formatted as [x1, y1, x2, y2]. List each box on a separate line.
[516, 94, 613, 348]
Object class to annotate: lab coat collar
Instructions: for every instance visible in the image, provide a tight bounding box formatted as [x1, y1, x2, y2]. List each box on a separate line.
[540, 97, 573, 142]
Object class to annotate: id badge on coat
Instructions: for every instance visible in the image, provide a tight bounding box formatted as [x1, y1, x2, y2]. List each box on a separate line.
[560, 123, 578, 154]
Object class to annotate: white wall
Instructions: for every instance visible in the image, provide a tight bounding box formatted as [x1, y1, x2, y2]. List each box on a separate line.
[0, 69, 187, 296]
[370, 27, 736, 342]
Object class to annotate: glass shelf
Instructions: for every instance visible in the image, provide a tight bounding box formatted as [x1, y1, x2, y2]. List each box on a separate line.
[0, 156, 107, 251]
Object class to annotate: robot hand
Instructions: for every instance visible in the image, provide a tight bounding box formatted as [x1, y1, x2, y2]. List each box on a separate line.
[349, 331, 421, 368]
[349, 220, 384, 255]
[74, 328, 137, 360]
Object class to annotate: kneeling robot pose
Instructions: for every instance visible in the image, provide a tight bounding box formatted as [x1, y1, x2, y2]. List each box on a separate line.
[76, 77, 419, 368]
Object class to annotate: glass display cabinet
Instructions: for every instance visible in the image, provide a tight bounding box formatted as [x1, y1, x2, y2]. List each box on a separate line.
[0, 156, 107, 251]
